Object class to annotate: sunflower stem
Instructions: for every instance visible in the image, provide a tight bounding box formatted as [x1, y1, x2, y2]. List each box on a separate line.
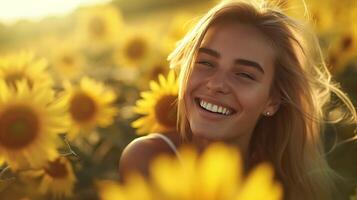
[0, 166, 15, 183]
[0, 166, 10, 179]
[63, 136, 79, 158]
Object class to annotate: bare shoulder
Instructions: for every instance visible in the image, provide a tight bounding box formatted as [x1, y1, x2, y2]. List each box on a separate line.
[118, 134, 179, 182]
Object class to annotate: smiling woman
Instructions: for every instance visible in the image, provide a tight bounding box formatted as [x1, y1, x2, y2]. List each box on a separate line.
[119, 0, 357, 199]
[185, 22, 278, 150]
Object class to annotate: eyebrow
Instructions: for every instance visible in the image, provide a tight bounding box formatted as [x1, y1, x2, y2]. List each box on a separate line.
[198, 47, 265, 74]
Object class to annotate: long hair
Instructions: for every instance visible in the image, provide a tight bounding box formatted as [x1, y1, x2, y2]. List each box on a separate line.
[168, 0, 357, 199]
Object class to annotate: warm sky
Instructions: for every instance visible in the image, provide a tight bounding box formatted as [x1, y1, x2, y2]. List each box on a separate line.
[0, 0, 110, 24]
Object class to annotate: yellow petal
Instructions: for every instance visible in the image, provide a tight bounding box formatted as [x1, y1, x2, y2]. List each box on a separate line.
[236, 163, 283, 200]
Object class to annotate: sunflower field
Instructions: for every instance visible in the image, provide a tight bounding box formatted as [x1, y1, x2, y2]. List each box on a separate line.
[0, 0, 356, 199]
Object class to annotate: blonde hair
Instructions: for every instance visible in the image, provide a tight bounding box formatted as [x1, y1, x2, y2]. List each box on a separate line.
[168, 0, 357, 199]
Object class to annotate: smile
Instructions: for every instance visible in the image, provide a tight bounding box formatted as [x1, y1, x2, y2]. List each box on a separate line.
[195, 98, 236, 116]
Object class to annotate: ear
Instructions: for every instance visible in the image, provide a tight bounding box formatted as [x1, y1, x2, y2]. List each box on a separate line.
[263, 89, 281, 116]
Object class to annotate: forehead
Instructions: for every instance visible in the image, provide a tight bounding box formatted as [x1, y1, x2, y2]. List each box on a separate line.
[199, 22, 276, 68]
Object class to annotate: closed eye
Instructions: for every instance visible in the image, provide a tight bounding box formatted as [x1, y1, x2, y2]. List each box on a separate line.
[236, 72, 255, 80]
[197, 61, 214, 67]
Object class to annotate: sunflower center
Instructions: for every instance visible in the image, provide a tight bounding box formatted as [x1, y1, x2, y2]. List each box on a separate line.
[44, 158, 68, 178]
[70, 92, 97, 123]
[61, 55, 75, 66]
[0, 106, 39, 149]
[341, 35, 353, 51]
[154, 95, 177, 129]
[89, 16, 106, 38]
[125, 38, 147, 60]
[329, 53, 338, 66]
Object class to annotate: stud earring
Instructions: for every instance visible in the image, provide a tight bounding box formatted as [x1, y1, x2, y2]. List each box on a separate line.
[265, 111, 271, 116]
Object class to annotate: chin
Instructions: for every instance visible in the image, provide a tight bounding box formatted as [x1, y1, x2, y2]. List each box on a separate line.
[192, 129, 225, 141]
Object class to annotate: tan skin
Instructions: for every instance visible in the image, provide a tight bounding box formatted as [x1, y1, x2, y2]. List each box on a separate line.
[119, 22, 280, 183]
[118, 131, 181, 183]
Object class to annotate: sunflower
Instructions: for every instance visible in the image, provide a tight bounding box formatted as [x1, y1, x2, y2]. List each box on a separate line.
[327, 27, 357, 75]
[113, 27, 155, 68]
[76, 5, 123, 51]
[132, 70, 178, 135]
[38, 156, 76, 198]
[98, 143, 283, 200]
[145, 54, 170, 81]
[0, 80, 69, 170]
[136, 54, 170, 90]
[0, 51, 53, 89]
[150, 144, 282, 200]
[161, 12, 196, 55]
[98, 175, 152, 200]
[50, 42, 85, 82]
[309, 2, 334, 33]
[18, 156, 76, 199]
[63, 77, 118, 140]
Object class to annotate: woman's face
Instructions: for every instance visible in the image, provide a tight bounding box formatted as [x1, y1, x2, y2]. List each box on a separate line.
[184, 22, 278, 142]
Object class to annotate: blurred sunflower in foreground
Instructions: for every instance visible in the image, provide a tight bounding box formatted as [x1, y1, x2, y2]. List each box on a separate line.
[76, 4, 123, 52]
[98, 143, 282, 200]
[23, 156, 76, 199]
[132, 70, 178, 135]
[0, 80, 69, 170]
[0, 51, 53, 89]
[63, 77, 118, 140]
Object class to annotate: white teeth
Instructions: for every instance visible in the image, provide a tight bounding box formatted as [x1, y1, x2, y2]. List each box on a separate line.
[212, 105, 218, 112]
[206, 103, 212, 110]
[222, 107, 227, 114]
[198, 99, 232, 115]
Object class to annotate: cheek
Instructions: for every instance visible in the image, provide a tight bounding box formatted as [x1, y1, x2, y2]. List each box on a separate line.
[187, 74, 200, 89]
[185, 72, 202, 98]
[233, 86, 270, 112]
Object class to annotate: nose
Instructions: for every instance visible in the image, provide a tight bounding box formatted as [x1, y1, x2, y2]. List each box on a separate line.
[206, 71, 229, 94]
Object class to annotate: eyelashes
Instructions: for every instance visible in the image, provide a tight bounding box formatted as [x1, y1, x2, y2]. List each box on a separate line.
[235, 72, 255, 80]
[195, 60, 256, 81]
[197, 61, 214, 67]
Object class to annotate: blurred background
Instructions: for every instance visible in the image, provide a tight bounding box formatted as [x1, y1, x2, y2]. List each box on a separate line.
[0, 0, 356, 199]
